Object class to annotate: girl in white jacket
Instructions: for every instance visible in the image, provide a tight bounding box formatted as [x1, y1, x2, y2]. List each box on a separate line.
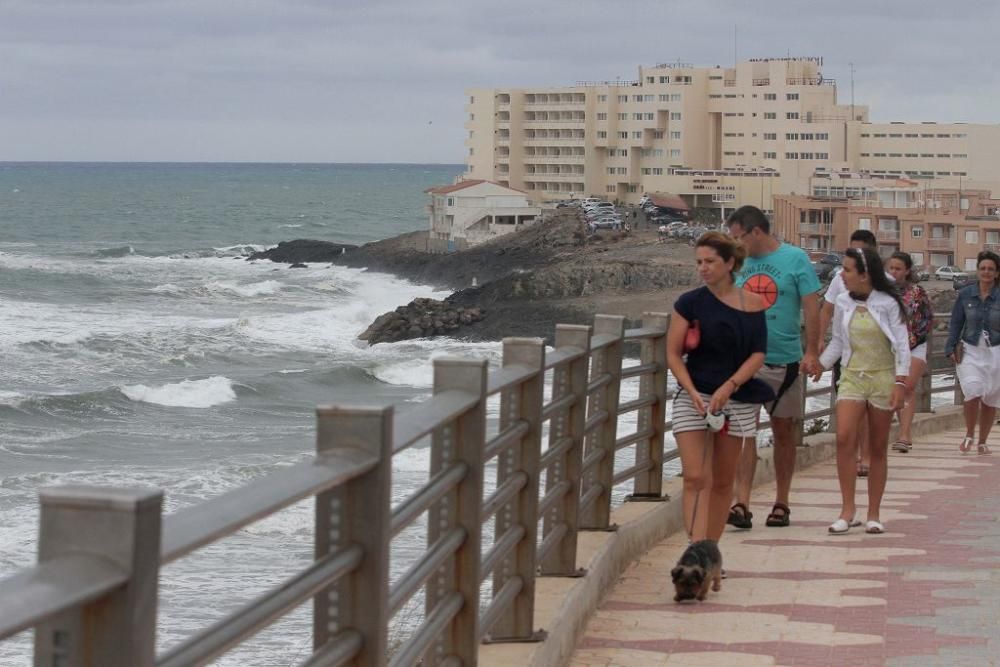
[815, 247, 909, 535]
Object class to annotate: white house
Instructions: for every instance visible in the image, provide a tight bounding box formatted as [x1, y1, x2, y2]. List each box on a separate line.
[425, 180, 541, 252]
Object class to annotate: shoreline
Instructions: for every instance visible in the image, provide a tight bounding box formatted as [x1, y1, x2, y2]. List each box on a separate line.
[249, 211, 962, 345]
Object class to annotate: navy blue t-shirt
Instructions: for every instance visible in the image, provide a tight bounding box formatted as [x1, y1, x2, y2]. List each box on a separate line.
[674, 286, 774, 403]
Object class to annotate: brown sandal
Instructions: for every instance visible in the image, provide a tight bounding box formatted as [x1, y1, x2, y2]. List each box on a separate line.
[765, 502, 791, 527]
[727, 503, 753, 529]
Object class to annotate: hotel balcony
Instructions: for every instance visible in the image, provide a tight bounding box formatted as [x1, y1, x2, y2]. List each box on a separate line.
[799, 223, 833, 235]
[876, 229, 900, 242]
[986, 243, 1000, 253]
[927, 238, 955, 251]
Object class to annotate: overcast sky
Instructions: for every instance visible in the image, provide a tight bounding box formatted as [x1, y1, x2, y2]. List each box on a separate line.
[2, 0, 997, 163]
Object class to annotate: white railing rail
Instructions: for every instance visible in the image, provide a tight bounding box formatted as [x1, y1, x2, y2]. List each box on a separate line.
[0, 311, 957, 666]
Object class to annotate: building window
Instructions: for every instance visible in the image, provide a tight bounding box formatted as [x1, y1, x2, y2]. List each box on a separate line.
[644, 112, 654, 120]
[633, 113, 643, 120]
[597, 131, 607, 138]
[653, 130, 664, 139]
[785, 152, 799, 159]
[617, 95, 628, 103]
[596, 113, 607, 121]
[659, 76, 669, 83]
[670, 149, 681, 157]
[764, 93, 776, 101]
[786, 112, 799, 120]
[670, 112, 682, 120]
[966, 230, 980, 244]
[816, 152, 829, 159]
[646, 76, 654, 84]
[628, 185, 638, 193]
[858, 218, 872, 230]
[447, 198, 455, 206]
[786, 93, 799, 100]
[785, 133, 799, 140]
[911, 226, 923, 238]
[598, 94, 608, 102]
[671, 93, 682, 101]
[618, 113, 628, 120]
[617, 167, 627, 174]
[816, 133, 829, 140]
[468, 148, 474, 155]
[763, 151, 777, 159]
[659, 94, 669, 101]
[607, 185, 616, 193]
[618, 131, 628, 139]
[632, 131, 643, 139]
[764, 112, 777, 120]
[763, 133, 777, 140]
[633, 95, 643, 102]
[670, 131, 682, 139]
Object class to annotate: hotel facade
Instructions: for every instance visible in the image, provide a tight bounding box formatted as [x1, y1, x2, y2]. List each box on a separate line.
[464, 57, 1000, 267]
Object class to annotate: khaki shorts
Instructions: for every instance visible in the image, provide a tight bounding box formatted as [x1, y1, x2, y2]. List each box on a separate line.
[755, 363, 805, 419]
[837, 368, 894, 411]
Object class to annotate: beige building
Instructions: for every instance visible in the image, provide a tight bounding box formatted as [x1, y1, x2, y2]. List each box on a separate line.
[773, 181, 1000, 270]
[425, 179, 540, 252]
[464, 57, 1000, 214]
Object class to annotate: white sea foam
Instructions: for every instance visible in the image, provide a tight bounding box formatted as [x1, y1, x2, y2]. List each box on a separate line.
[121, 376, 237, 408]
[204, 279, 284, 297]
[0, 390, 26, 406]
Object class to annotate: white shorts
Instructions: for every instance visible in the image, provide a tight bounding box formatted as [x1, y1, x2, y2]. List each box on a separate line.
[671, 390, 760, 437]
[910, 342, 928, 363]
[957, 338, 1000, 408]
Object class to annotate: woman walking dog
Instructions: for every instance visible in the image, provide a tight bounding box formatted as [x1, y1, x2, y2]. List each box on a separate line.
[667, 232, 773, 542]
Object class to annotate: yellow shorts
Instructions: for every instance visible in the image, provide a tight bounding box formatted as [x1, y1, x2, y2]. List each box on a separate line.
[837, 368, 894, 411]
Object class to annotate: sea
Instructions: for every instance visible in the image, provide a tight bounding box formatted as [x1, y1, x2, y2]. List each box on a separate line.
[0, 162, 524, 663]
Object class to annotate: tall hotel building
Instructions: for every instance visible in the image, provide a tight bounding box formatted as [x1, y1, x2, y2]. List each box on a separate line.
[464, 57, 1000, 267]
[466, 57, 1000, 206]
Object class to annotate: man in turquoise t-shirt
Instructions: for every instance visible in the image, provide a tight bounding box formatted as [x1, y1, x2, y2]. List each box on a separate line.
[725, 205, 822, 530]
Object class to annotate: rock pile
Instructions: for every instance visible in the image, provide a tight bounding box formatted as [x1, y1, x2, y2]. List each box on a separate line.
[359, 297, 486, 345]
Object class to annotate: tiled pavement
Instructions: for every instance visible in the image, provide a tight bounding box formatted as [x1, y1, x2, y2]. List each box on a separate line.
[571, 427, 1000, 666]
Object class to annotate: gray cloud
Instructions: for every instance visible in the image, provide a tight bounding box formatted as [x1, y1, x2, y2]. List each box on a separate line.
[1, 0, 997, 162]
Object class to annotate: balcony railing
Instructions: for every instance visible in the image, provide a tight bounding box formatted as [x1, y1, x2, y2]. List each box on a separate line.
[927, 237, 955, 250]
[752, 78, 771, 86]
[876, 229, 901, 242]
[799, 223, 833, 234]
[0, 314, 957, 666]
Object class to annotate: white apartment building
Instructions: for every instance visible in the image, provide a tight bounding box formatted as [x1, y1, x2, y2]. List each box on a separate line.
[465, 57, 1000, 211]
[425, 180, 540, 252]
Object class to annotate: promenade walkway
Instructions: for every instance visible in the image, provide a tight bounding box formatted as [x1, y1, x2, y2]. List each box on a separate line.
[570, 426, 1000, 666]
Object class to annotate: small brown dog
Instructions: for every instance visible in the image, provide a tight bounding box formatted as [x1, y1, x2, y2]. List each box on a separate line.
[671, 539, 723, 603]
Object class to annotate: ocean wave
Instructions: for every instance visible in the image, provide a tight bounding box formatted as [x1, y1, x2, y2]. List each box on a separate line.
[151, 279, 286, 298]
[278, 224, 303, 229]
[0, 390, 27, 406]
[94, 245, 135, 258]
[121, 376, 238, 408]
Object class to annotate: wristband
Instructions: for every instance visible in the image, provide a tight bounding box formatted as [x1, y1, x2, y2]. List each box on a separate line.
[728, 379, 740, 391]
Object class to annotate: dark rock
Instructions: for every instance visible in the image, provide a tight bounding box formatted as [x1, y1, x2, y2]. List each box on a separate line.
[289, 262, 308, 269]
[248, 239, 357, 264]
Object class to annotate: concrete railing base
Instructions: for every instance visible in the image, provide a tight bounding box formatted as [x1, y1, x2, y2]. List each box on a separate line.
[478, 406, 965, 667]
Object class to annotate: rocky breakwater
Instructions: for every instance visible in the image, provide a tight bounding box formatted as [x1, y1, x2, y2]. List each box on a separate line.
[250, 208, 699, 344]
[358, 298, 486, 345]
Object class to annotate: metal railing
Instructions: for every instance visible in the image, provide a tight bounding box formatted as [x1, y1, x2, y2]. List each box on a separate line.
[0, 311, 959, 666]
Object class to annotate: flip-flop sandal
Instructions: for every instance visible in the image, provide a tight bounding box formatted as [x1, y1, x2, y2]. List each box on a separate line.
[960, 436, 974, 454]
[727, 503, 753, 529]
[828, 518, 862, 534]
[765, 502, 791, 527]
[891, 440, 912, 453]
[865, 520, 886, 534]
[978, 443, 992, 455]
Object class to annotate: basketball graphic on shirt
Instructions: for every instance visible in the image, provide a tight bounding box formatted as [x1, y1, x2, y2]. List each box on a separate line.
[743, 274, 779, 309]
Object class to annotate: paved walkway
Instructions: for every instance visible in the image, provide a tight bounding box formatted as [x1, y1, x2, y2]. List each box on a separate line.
[571, 427, 1000, 666]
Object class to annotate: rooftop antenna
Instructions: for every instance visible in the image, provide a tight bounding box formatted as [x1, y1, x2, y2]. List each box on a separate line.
[849, 62, 856, 120]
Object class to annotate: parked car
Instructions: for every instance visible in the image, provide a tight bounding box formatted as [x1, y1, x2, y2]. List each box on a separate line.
[913, 265, 931, 282]
[935, 265, 965, 280]
[811, 253, 843, 281]
[953, 272, 974, 290]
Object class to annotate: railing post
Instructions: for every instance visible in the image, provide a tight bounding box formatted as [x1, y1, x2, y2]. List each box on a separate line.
[426, 358, 487, 665]
[916, 325, 933, 412]
[33, 486, 163, 667]
[580, 314, 625, 530]
[489, 338, 545, 642]
[540, 324, 590, 576]
[628, 312, 669, 500]
[313, 405, 392, 665]
[791, 374, 807, 447]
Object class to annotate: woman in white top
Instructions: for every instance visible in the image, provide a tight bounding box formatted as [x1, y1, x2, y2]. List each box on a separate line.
[814, 247, 909, 535]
